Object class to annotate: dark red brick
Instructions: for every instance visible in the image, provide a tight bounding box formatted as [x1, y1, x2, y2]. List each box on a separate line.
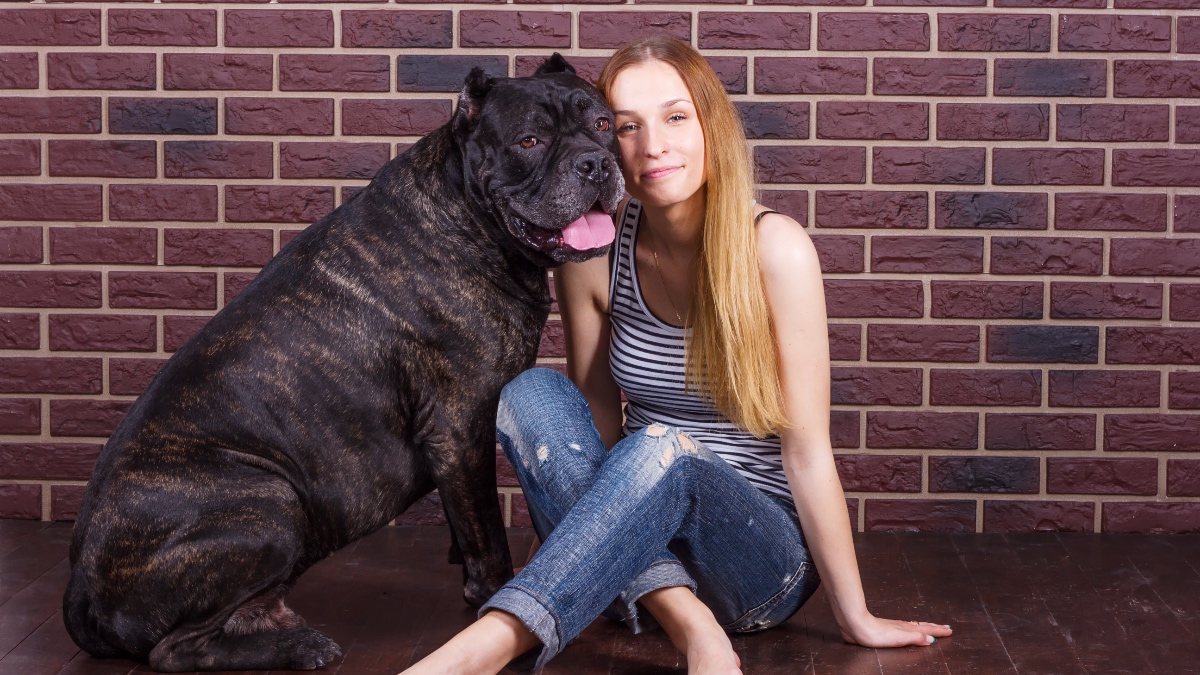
[1107, 328, 1200, 365]
[109, 358, 166, 396]
[1059, 14, 1171, 52]
[1105, 413, 1200, 450]
[1102, 503, 1200, 534]
[1177, 195, 1200, 232]
[866, 411, 978, 449]
[110, 184, 216, 223]
[280, 143, 388, 180]
[1049, 369, 1160, 407]
[49, 227, 156, 265]
[935, 192, 1046, 230]
[0, 97, 100, 133]
[990, 236, 1102, 275]
[0, 9, 100, 46]
[864, 499, 976, 532]
[824, 280, 923, 318]
[1056, 104, 1169, 142]
[0, 226, 40, 263]
[109, 9, 217, 46]
[830, 410, 860, 448]
[224, 272, 258, 305]
[1172, 284, 1200, 322]
[50, 314, 155, 352]
[225, 10, 333, 47]
[1179, 106, 1200, 144]
[48, 52, 155, 90]
[0, 139, 39, 176]
[867, 324, 979, 362]
[736, 102, 809, 140]
[280, 55, 389, 92]
[817, 102, 927, 140]
[165, 141, 272, 179]
[165, 229, 273, 267]
[756, 146, 866, 184]
[537, 321, 565, 358]
[164, 54, 272, 91]
[873, 58, 986, 96]
[109, 97, 216, 135]
[937, 103, 1047, 140]
[0, 313, 38, 350]
[342, 99, 451, 136]
[0, 53, 38, 89]
[0, 271, 101, 308]
[988, 325, 1098, 363]
[0, 398, 39, 434]
[871, 236, 983, 273]
[931, 281, 1043, 319]
[815, 191, 925, 229]
[1113, 150, 1200, 187]
[0, 357, 102, 394]
[1167, 459, 1200, 496]
[930, 456, 1038, 493]
[698, 12, 810, 49]
[828, 324, 861, 361]
[341, 10, 452, 48]
[460, 11, 571, 48]
[1049, 281, 1161, 320]
[993, 148, 1104, 185]
[836, 454, 921, 492]
[831, 367, 922, 405]
[810, 235, 864, 273]
[164, 315, 212, 352]
[50, 399, 131, 437]
[930, 368, 1040, 406]
[394, 491, 446, 526]
[872, 147, 985, 184]
[1048, 458, 1156, 495]
[1114, 60, 1200, 97]
[48, 140, 155, 179]
[937, 13, 1051, 52]
[52, 485, 85, 521]
[397, 55, 508, 92]
[1182, 17, 1200, 51]
[109, 272, 216, 310]
[0, 484, 40, 520]
[1110, 238, 1200, 275]
[998, 0, 1103, 6]
[0, 443, 100, 480]
[985, 413, 1096, 450]
[515, 55, 607, 84]
[225, 97, 333, 136]
[1055, 192, 1167, 232]
[755, 57, 867, 95]
[225, 186, 334, 224]
[994, 58, 1106, 96]
[983, 501, 1094, 533]
[817, 13, 929, 51]
[1170, 370, 1200, 409]
[578, 12, 690, 49]
[511, 493, 532, 529]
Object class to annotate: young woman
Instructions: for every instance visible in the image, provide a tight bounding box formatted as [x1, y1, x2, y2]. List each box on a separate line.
[404, 36, 952, 675]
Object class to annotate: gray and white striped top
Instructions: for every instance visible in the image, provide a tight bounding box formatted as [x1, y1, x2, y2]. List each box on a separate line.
[607, 198, 791, 501]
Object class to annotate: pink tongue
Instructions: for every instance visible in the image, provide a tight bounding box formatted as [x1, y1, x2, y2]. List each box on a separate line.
[560, 208, 616, 251]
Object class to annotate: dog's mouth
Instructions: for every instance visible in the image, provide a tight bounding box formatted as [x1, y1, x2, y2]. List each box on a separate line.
[511, 200, 616, 254]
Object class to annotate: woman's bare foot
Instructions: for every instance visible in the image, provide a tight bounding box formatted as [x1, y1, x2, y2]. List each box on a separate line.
[400, 610, 540, 675]
[640, 587, 743, 675]
[684, 621, 742, 675]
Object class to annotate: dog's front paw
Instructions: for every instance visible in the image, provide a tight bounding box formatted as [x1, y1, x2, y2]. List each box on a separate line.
[282, 628, 343, 670]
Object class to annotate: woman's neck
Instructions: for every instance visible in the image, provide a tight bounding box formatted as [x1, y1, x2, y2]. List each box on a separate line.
[639, 191, 706, 264]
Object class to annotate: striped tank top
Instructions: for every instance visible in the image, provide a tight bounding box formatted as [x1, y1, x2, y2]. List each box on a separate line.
[607, 198, 791, 501]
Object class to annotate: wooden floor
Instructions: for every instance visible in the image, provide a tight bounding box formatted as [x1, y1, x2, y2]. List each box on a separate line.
[2, 520, 1199, 675]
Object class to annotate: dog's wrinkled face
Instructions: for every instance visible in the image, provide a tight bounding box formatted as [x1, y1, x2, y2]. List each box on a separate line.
[453, 55, 626, 266]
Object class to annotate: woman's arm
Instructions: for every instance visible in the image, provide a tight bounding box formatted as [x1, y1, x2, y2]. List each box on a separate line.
[756, 212, 952, 648]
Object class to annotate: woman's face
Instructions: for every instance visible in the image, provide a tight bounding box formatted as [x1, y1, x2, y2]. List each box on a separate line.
[607, 60, 707, 211]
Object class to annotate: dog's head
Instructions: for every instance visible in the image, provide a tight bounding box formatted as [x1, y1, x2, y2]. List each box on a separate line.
[452, 54, 625, 266]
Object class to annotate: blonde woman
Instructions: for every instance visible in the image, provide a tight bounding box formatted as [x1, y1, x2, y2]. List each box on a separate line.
[405, 36, 952, 675]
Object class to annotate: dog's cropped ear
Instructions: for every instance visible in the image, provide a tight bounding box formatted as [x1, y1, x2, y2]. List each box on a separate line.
[453, 67, 494, 136]
[534, 53, 576, 77]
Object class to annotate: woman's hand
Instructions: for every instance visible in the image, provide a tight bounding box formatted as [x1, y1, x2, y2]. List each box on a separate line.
[839, 612, 953, 648]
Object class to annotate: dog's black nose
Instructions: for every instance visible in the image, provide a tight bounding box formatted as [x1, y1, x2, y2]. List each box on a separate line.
[574, 151, 611, 183]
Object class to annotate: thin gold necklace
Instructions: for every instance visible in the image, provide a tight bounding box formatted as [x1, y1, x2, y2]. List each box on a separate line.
[646, 234, 686, 327]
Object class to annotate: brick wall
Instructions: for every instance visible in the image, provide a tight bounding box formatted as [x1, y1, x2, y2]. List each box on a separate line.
[0, 2, 1198, 534]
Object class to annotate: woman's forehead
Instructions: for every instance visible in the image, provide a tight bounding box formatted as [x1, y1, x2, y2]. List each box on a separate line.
[608, 61, 692, 112]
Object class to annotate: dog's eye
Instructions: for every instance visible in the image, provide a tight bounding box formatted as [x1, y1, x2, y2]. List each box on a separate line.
[594, 118, 611, 132]
[520, 137, 539, 149]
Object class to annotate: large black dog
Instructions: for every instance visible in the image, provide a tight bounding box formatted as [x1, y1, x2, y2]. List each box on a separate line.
[63, 54, 624, 672]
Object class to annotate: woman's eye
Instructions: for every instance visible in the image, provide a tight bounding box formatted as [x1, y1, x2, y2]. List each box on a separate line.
[519, 137, 539, 149]
[668, 113, 686, 123]
[595, 118, 611, 132]
[617, 123, 636, 133]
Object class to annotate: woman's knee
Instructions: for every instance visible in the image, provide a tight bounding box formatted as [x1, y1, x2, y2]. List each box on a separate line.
[497, 368, 576, 436]
[617, 424, 703, 473]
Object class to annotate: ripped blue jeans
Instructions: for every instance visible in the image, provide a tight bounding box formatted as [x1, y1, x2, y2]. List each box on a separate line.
[479, 368, 821, 672]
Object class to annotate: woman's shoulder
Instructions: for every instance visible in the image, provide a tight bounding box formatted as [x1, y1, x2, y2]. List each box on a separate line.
[752, 207, 819, 278]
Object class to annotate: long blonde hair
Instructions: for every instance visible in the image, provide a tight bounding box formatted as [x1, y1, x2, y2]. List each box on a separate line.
[597, 36, 789, 438]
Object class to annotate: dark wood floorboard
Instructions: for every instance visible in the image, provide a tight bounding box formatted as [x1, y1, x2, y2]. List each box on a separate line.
[0, 520, 1196, 674]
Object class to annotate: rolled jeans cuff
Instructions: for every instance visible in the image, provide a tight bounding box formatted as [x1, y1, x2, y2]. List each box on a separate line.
[479, 585, 561, 674]
[606, 559, 698, 635]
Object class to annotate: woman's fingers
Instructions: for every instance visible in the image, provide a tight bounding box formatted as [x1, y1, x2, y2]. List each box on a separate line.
[895, 620, 953, 647]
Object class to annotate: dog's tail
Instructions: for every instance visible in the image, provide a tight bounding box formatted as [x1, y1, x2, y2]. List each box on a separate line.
[62, 571, 128, 659]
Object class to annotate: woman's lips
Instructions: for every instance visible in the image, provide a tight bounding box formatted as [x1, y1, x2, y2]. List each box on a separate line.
[643, 166, 680, 180]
